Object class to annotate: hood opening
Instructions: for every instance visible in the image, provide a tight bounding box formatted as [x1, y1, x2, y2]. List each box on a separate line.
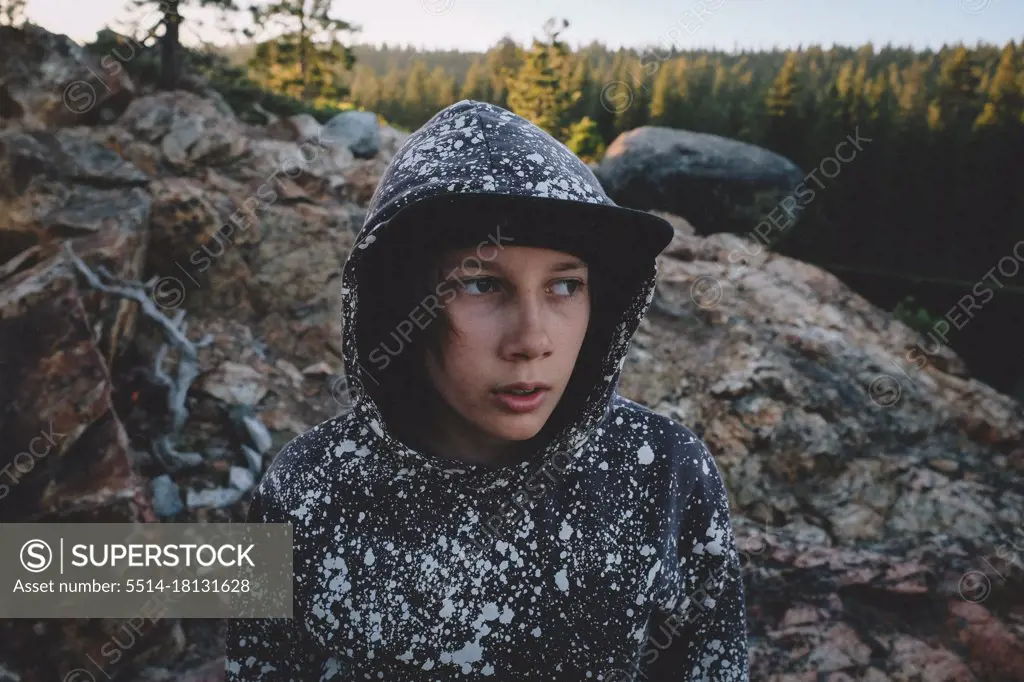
[344, 196, 658, 475]
[336, 100, 673, 481]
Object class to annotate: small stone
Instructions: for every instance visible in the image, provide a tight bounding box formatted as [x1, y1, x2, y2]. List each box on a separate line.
[243, 445, 263, 474]
[186, 487, 244, 509]
[229, 465, 256, 492]
[928, 458, 960, 474]
[301, 361, 334, 376]
[198, 361, 269, 406]
[151, 475, 184, 518]
[275, 358, 305, 387]
[243, 413, 273, 454]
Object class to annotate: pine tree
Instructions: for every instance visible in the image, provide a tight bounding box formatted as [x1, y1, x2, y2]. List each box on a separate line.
[687, 55, 718, 132]
[484, 36, 523, 109]
[930, 45, 983, 134]
[649, 58, 684, 126]
[864, 69, 895, 126]
[506, 18, 579, 140]
[349, 64, 382, 113]
[565, 116, 606, 164]
[895, 60, 929, 128]
[460, 59, 495, 102]
[427, 65, 457, 112]
[377, 69, 404, 124]
[613, 56, 649, 133]
[249, 0, 357, 102]
[403, 61, 432, 125]
[974, 41, 1023, 129]
[566, 58, 596, 123]
[763, 51, 805, 158]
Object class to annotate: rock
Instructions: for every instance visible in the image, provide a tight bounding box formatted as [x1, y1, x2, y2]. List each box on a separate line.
[621, 211, 1024, 679]
[263, 112, 324, 144]
[0, 248, 151, 525]
[151, 474, 184, 518]
[228, 465, 255, 492]
[378, 123, 410, 158]
[257, 409, 311, 438]
[321, 110, 381, 158]
[339, 157, 391, 205]
[196, 361, 269, 406]
[242, 445, 263, 474]
[301, 361, 333, 377]
[947, 599, 1024, 679]
[290, 113, 323, 143]
[628, 217, 1024, 547]
[276, 358, 306, 387]
[197, 87, 235, 120]
[594, 126, 805, 234]
[118, 91, 248, 169]
[0, 24, 135, 128]
[244, 136, 354, 201]
[241, 413, 272, 455]
[185, 486, 243, 509]
[247, 201, 357, 330]
[141, 178, 225, 280]
[0, 129, 150, 253]
[0, 129, 152, 524]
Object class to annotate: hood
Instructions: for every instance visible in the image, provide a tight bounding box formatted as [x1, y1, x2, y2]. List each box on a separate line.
[338, 99, 674, 476]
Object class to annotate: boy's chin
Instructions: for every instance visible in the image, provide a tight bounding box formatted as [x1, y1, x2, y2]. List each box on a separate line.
[487, 414, 551, 442]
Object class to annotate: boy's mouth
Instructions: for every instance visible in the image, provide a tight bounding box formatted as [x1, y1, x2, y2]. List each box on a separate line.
[494, 382, 551, 396]
[492, 383, 551, 413]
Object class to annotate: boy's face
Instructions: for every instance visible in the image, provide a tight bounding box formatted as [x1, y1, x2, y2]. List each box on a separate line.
[425, 244, 591, 448]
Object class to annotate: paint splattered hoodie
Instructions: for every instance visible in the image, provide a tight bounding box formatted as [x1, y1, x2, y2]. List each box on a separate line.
[226, 100, 749, 681]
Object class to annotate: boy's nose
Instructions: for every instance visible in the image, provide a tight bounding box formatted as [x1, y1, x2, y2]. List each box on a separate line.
[501, 298, 554, 361]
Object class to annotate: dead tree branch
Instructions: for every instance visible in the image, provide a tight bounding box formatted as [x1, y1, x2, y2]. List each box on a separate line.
[64, 243, 213, 472]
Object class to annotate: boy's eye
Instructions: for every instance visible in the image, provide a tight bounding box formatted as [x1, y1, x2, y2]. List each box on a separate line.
[461, 277, 586, 297]
[552, 279, 585, 297]
[463, 277, 499, 295]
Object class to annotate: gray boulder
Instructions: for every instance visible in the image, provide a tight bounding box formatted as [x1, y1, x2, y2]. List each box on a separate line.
[320, 110, 381, 159]
[594, 126, 805, 235]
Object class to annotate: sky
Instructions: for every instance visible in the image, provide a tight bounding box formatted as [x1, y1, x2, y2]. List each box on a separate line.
[23, 0, 1024, 53]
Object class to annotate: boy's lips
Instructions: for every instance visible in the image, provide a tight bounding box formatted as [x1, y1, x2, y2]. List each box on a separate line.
[492, 386, 549, 413]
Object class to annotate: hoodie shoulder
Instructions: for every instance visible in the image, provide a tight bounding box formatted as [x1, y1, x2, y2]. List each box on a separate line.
[606, 394, 721, 481]
[608, 394, 707, 450]
[254, 411, 370, 514]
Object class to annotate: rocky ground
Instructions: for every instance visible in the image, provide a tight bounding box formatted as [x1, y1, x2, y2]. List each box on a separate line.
[1, 22, 1022, 682]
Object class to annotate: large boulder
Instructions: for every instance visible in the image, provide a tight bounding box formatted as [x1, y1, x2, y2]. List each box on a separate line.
[0, 125, 172, 682]
[321, 109, 381, 158]
[0, 127, 153, 522]
[621, 213, 1024, 680]
[594, 126, 805, 235]
[0, 23, 135, 128]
